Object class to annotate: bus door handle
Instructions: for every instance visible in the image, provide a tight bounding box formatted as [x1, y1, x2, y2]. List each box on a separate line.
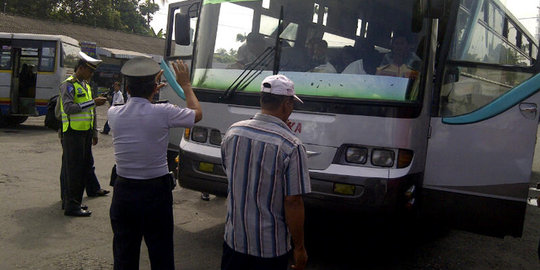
[519, 103, 537, 120]
[306, 151, 320, 158]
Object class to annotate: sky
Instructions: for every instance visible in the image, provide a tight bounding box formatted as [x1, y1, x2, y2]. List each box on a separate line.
[503, 0, 539, 38]
[150, 0, 540, 44]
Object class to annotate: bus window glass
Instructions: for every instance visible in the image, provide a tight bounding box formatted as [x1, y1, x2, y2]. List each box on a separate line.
[440, 0, 537, 117]
[0, 44, 11, 70]
[193, 0, 427, 103]
[280, 23, 298, 46]
[522, 37, 530, 56]
[61, 42, 80, 73]
[507, 22, 517, 46]
[20, 47, 39, 73]
[440, 66, 533, 117]
[39, 41, 56, 72]
[489, 2, 504, 34]
[450, 1, 532, 66]
[259, 15, 278, 36]
[259, 14, 298, 46]
[322, 33, 354, 47]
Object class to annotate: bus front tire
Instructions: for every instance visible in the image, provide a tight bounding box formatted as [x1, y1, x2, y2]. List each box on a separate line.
[2, 116, 28, 126]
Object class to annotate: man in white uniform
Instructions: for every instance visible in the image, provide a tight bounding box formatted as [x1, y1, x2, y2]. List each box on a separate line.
[108, 57, 202, 270]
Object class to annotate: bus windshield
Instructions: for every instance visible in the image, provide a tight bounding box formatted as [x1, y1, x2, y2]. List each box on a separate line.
[192, 0, 428, 103]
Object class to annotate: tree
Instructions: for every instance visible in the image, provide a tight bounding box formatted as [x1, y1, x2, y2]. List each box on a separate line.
[4, 0, 56, 20]
[140, 0, 160, 27]
[4, 0, 163, 37]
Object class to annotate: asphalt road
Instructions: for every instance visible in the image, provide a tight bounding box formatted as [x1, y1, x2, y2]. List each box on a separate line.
[0, 105, 539, 270]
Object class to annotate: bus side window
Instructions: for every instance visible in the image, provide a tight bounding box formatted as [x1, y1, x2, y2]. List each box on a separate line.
[0, 44, 11, 70]
[440, 65, 532, 117]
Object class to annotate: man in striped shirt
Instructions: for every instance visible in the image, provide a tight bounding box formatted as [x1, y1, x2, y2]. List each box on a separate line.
[220, 74, 311, 270]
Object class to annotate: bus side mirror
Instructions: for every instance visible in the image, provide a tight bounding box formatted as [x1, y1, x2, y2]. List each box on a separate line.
[175, 13, 191, 45]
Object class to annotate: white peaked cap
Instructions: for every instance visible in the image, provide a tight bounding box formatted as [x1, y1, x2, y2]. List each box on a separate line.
[78, 51, 102, 69]
[261, 74, 303, 103]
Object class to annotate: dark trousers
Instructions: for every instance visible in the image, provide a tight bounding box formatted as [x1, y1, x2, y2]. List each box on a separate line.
[110, 174, 174, 270]
[60, 136, 102, 207]
[221, 242, 289, 270]
[62, 129, 93, 212]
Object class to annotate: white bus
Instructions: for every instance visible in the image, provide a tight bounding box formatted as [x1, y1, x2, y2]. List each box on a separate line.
[161, 0, 540, 237]
[0, 33, 80, 126]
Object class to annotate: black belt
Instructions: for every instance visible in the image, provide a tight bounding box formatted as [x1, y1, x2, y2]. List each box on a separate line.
[117, 174, 169, 183]
[116, 173, 176, 190]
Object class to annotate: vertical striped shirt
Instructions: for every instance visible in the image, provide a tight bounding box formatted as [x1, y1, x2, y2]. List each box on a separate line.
[221, 113, 311, 258]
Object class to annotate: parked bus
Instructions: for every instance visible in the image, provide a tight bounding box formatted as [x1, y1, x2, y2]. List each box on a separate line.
[161, 0, 540, 237]
[0, 33, 80, 126]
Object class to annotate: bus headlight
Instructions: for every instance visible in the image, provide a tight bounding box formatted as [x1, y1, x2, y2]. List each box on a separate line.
[191, 126, 208, 143]
[346, 147, 368, 164]
[371, 149, 395, 167]
[209, 129, 222, 145]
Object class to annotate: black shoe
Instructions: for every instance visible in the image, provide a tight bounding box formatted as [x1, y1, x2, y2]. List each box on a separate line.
[64, 209, 92, 217]
[62, 202, 87, 210]
[201, 193, 210, 201]
[88, 189, 110, 197]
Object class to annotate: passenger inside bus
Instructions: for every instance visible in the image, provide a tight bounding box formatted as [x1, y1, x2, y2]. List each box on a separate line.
[17, 63, 37, 114]
[376, 32, 421, 78]
[18, 64, 36, 96]
[338, 46, 363, 74]
[306, 38, 337, 73]
[229, 32, 268, 69]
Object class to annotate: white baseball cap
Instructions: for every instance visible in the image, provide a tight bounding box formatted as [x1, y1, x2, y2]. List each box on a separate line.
[261, 74, 303, 103]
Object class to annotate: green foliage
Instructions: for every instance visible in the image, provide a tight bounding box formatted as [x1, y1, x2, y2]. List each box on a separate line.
[4, 0, 164, 37]
[140, 0, 160, 26]
[236, 33, 247, 43]
[152, 27, 165, 38]
[214, 48, 237, 63]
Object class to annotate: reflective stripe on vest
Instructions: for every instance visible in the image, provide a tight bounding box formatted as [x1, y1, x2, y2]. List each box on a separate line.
[60, 76, 94, 132]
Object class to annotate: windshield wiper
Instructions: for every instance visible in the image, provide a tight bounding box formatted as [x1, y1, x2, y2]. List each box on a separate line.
[219, 6, 285, 101]
[219, 46, 275, 101]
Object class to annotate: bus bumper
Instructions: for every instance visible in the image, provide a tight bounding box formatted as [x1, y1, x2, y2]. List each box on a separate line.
[178, 145, 419, 213]
[177, 144, 228, 197]
[305, 167, 420, 213]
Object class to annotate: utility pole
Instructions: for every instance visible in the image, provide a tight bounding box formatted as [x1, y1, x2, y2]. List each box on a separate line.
[3, 0, 7, 14]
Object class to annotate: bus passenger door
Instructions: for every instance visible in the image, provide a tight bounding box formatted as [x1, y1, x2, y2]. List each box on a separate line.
[423, 69, 540, 237]
[9, 48, 20, 114]
[10, 40, 39, 116]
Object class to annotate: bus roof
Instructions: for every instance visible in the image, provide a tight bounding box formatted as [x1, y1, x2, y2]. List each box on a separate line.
[0, 32, 79, 46]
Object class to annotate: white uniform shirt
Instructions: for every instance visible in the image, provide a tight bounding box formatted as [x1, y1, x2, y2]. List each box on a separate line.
[112, 90, 124, 105]
[342, 59, 366, 74]
[108, 97, 195, 179]
[310, 61, 337, 73]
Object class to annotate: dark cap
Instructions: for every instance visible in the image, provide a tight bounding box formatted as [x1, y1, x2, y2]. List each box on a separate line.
[121, 57, 160, 78]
